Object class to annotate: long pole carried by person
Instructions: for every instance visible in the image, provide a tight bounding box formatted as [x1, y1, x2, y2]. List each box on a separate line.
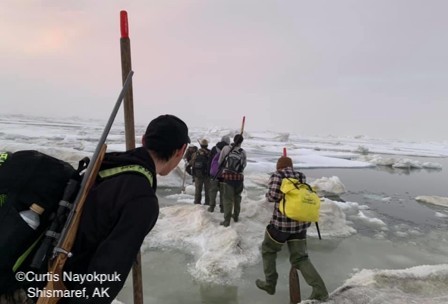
[36, 71, 134, 304]
[120, 10, 144, 304]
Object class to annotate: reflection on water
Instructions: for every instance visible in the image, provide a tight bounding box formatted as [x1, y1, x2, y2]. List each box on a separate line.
[199, 284, 239, 304]
[374, 165, 442, 175]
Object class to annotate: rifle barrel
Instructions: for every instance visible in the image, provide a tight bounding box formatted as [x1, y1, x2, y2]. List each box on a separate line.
[54, 70, 134, 254]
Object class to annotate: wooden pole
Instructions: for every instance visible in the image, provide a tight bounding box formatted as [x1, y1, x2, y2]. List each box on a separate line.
[120, 10, 143, 304]
[240, 116, 246, 134]
[289, 266, 301, 304]
[120, 10, 136, 151]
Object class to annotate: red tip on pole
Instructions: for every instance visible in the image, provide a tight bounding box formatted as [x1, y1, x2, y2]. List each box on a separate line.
[240, 116, 246, 134]
[283, 148, 287, 157]
[120, 10, 129, 38]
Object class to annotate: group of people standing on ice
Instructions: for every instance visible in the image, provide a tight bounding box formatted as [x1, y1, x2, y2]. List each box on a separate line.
[184, 134, 247, 227]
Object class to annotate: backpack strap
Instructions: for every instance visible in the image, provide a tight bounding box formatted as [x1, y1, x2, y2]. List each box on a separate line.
[98, 165, 153, 187]
[12, 233, 45, 272]
[0, 152, 11, 167]
[285, 177, 314, 192]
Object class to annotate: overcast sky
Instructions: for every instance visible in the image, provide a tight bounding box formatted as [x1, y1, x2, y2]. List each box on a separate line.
[0, 0, 446, 141]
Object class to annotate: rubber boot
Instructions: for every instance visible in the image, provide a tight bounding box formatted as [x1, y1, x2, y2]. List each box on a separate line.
[220, 220, 230, 227]
[256, 232, 283, 295]
[255, 279, 275, 295]
[288, 240, 329, 301]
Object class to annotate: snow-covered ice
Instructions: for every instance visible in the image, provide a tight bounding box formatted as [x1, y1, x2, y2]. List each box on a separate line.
[1, 114, 448, 303]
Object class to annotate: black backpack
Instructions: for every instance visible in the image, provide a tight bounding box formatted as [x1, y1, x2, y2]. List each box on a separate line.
[184, 146, 198, 163]
[193, 149, 210, 176]
[0, 150, 83, 294]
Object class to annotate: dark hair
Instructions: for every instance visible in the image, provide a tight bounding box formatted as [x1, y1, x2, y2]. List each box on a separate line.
[234, 134, 244, 145]
[147, 145, 183, 162]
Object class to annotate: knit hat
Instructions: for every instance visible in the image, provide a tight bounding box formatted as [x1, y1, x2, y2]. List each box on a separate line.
[276, 156, 293, 170]
[144, 114, 190, 150]
[221, 136, 231, 145]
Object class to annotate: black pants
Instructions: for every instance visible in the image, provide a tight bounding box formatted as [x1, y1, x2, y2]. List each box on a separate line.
[266, 224, 306, 243]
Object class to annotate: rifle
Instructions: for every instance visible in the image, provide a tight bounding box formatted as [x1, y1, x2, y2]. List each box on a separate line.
[36, 70, 134, 304]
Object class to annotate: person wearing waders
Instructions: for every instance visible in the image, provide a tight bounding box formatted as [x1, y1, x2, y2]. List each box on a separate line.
[256, 156, 328, 301]
[218, 134, 246, 227]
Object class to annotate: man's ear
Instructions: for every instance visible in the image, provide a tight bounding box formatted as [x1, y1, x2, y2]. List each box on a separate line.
[178, 144, 187, 156]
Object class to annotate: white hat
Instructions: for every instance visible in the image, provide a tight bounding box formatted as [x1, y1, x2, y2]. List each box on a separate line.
[198, 138, 208, 146]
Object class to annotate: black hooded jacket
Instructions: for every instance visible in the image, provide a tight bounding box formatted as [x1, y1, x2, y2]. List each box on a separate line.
[62, 147, 158, 304]
[210, 140, 229, 160]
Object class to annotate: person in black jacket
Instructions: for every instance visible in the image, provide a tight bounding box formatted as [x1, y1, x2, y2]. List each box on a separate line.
[61, 114, 190, 304]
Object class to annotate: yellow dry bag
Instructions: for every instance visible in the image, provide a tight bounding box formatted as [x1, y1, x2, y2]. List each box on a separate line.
[279, 177, 320, 222]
